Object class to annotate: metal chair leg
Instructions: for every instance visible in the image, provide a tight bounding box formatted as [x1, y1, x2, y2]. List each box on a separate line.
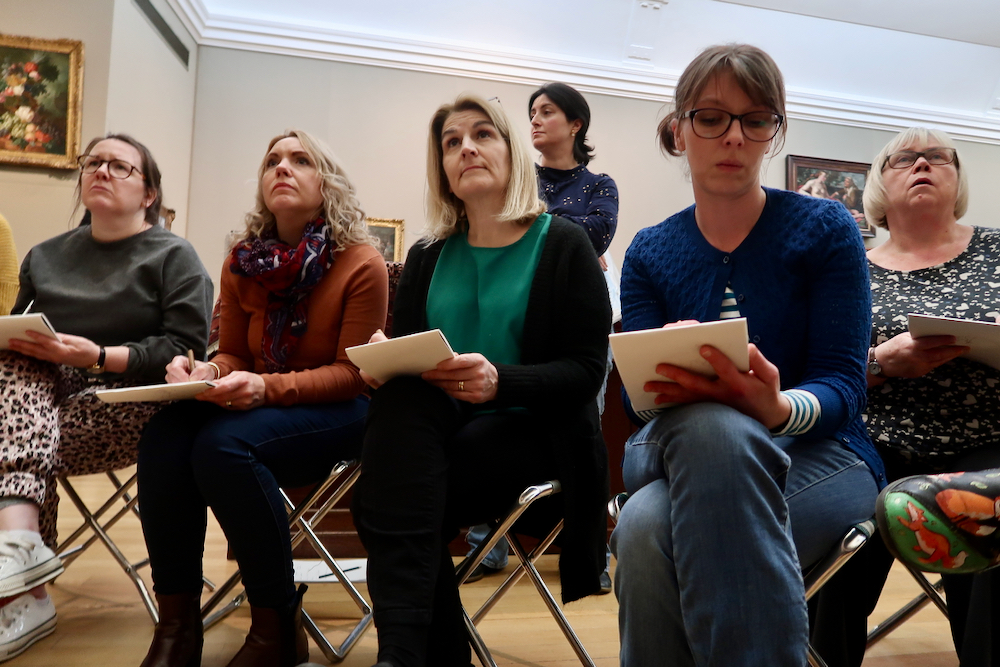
[57, 475, 159, 623]
[458, 481, 595, 667]
[200, 461, 372, 661]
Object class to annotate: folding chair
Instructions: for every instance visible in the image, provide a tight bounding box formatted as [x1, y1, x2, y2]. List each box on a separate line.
[56, 468, 217, 624]
[455, 480, 596, 667]
[56, 469, 160, 621]
[866, 566, 948, 646]
[200, 459, 373, 662]
[607, 493, 874, 667]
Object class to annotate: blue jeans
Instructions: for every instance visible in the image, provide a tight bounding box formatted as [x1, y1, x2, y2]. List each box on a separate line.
[610, 403, 877, 667]
[137, 398, 367, 609]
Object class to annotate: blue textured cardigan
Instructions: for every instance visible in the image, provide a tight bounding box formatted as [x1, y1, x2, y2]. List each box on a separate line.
[620, 187, 886, 487]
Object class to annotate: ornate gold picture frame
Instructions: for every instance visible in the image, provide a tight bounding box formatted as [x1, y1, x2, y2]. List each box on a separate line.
[368, 218, 405, 262]
[0, 34, 84, 170]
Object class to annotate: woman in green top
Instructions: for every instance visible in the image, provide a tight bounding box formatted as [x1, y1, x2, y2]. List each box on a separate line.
[351, 93, 611, 667]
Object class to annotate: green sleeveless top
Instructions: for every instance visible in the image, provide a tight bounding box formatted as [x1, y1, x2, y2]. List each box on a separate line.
[427, 213, 551, 364]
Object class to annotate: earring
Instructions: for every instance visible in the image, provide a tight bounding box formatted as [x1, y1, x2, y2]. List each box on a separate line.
[571, 131, 577, 137]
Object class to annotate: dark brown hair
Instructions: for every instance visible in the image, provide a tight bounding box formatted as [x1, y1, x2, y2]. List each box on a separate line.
[658, 44, 787, 156]
[75, 133, 163, 226]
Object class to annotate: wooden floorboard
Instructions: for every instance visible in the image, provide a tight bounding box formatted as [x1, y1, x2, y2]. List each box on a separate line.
[8, 469, 959, 666]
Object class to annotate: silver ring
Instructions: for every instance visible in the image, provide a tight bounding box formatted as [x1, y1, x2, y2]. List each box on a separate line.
[458, 381, 465, 392]
[226, 400, 232, 408]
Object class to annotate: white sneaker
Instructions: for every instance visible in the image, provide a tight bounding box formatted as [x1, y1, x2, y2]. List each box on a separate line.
[0, 593, 56, 662]
[0, 531, 63, 597]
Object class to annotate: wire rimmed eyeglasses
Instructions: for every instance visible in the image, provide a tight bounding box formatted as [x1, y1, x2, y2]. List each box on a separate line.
[77, 155, 144, 180]
[683, 108, 783, 142]
[883, 147, 957, 170]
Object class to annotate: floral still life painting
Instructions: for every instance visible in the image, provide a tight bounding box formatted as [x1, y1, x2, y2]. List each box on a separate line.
[0, 34, 83, 169]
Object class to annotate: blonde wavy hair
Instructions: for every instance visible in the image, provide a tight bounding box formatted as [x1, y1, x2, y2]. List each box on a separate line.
[863, 127, 968, 229]
[238, 129, 375, 250]
[424, 93, 546, 241]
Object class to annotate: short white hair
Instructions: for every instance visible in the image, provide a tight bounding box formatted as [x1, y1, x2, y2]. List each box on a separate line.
[863, 127, 969, 229]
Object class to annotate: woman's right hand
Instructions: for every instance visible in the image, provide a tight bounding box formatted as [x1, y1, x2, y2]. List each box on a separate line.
[873, 333, 969, 380]
[164, 355, 218, 383]
[359, 329, 388, 389]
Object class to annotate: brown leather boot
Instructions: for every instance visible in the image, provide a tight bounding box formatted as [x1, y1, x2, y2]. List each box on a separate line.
[225, 584, 309, 667]
[139, 593, 203, 667]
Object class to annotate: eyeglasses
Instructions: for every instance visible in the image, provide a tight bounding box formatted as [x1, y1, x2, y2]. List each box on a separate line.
[77, 155, 144, 180]
[683, 108, 783, 142]
[883, 147, 957, 170]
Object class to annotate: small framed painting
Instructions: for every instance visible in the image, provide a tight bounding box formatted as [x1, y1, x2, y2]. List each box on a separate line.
[0, 34, 84, 170]
[368, 218, 405, 262]
[786, 155, 874, 237]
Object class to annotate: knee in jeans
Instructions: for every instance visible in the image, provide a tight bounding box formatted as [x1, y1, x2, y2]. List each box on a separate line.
[612, 483, 673, 567]
[667, 403, 787, 472]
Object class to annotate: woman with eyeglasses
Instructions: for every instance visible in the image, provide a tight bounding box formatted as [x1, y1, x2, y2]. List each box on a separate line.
[0, 133, 212, 662]
[810, 128, 1000, 667]
[609, 44, 883, 665]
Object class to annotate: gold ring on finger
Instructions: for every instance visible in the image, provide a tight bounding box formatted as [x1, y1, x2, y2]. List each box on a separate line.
[458, 381, 465, 392]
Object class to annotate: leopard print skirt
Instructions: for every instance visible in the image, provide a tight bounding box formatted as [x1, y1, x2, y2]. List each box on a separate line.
[0, 351, 161, 548]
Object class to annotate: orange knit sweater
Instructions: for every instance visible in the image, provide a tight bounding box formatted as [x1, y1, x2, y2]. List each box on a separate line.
[212, 243, 388, 406]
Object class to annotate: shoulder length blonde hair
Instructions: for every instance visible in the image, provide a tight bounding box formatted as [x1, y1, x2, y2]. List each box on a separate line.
[238, 129, 375, 250]
[863, 127, 969, 229]
[424, 93, 546, 241]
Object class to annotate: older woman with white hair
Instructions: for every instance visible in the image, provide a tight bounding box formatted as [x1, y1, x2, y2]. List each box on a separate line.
[351, 93, 610, 667]
[811, 127, 1000, 667]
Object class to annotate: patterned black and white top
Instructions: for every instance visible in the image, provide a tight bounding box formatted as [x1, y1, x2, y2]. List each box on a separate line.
[865, 226, 1000, 471]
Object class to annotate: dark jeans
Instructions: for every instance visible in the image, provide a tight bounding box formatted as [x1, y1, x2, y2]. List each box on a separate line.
[351, 377, 558, 667]
[137, 398, 367, 609]
[809, 443, 1000, 667]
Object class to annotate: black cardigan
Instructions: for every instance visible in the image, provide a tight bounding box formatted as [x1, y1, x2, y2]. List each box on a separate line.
[393, 216, 612, 602]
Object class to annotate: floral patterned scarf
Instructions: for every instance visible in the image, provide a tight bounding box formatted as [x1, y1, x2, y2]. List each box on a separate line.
[229, 218, 333, 372]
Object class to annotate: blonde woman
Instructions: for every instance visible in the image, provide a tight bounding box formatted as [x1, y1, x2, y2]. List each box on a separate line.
[351, 94, 610, 666]
[136, 130, 387, 667]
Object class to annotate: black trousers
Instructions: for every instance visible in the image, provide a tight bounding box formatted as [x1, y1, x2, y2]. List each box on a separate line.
[351, 377, 558, 667]
[809, 444, 1000, 667]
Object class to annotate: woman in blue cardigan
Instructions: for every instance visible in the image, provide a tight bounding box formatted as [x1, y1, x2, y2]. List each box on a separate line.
[610, 44, 885, 666]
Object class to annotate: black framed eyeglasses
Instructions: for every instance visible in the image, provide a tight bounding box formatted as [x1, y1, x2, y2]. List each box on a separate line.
[683, 108, 783, 142]
[883, 147, 958, 170]
[77, 155, 144, 180]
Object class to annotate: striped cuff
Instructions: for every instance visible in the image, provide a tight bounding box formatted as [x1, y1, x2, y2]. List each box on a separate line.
[771, 389, 821, 437]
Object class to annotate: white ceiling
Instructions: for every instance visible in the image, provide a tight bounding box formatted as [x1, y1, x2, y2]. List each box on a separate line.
[168, 0, 1000, 143]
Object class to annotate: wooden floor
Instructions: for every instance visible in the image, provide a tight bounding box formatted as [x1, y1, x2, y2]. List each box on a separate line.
[13, 470, 958, 666]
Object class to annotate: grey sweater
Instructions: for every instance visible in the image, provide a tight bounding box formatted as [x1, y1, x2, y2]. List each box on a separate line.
[13, 224, 213, 384]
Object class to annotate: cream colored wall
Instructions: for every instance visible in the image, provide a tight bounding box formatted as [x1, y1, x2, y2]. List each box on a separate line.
[105, 0, 198, 238]
[187, 47, 1000, 276]
[0, 0, 114, 261]
[0, 0, 197, 263]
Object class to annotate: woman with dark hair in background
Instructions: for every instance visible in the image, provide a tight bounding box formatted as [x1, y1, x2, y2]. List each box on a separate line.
[0, 133, 213, 662]
[464, 82, 620, 588]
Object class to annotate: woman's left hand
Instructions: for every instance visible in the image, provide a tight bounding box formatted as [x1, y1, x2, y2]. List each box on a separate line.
[644, 344, 792, 430]
[198, 370, 266, 411]
[8, 330, 101, 368]
[422, 353, 499, 404]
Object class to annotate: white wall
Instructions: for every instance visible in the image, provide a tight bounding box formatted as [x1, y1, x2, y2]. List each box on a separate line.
[0, 0, 115, 258]
[106, 0, 199, 237]
[187, 46, 1000, 277]
[0, 0, 198, 258]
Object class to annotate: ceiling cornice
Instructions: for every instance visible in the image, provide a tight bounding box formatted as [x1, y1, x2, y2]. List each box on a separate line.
[164, 0, 1000, 145]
